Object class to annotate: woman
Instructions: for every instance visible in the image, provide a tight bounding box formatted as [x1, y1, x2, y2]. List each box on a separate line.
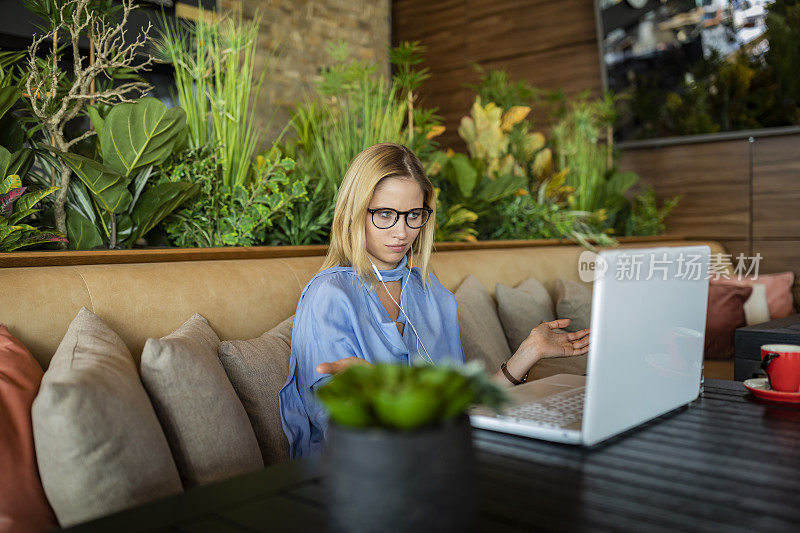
[278, 143, 590, 458]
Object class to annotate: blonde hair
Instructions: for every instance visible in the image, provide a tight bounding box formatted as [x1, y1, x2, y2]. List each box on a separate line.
[321, 143, 436, 290]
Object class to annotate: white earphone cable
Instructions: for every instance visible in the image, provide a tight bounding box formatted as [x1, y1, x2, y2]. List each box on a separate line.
[370, 245, 435, 366]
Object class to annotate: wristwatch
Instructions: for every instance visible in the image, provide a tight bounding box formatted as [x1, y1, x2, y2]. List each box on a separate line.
[501, 361, 527, 385]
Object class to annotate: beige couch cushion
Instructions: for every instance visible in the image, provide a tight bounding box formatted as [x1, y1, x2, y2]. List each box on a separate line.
[553, 278, 592, 333]
[0, 241, 730, 370]
[140, 314, 263, 487]
[31, 308, 182, 527]
[218, 315, 293, 465]
[496, 278, 556, 352]
[454, 274, 511, 370]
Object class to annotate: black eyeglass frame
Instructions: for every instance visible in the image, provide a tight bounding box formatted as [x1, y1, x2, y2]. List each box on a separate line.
[366, 206, 433, 229]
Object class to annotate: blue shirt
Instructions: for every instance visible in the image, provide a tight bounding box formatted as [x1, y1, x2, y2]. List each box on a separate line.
[278, 255, 465, 458]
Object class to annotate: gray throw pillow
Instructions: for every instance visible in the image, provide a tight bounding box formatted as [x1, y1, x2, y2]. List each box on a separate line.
[218, 315, 293, 465]
[553, 278, 592, 333]
[140, 314, 263, 487]
[496, 277, 556, 352]
[32, 307, 182, 527]
[454, 275, 511, 370]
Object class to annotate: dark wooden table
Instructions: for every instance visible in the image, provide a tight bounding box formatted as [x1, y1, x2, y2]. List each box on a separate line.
[64, 380, 800, 532]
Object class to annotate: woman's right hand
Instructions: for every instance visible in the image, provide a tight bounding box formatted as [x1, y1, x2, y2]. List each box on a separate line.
[316, 356, 370, 376]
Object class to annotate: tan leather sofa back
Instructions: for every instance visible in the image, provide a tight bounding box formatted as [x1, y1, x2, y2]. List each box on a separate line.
[0, 240, 726, 369]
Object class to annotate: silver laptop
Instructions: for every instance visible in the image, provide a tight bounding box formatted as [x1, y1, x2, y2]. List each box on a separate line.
[470, 245, 710, 446]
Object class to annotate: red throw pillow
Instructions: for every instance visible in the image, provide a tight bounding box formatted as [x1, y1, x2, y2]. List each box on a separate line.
[0, 324, 58, 532]
[705, 285, 752, 360]
[714, 272, 796, 319]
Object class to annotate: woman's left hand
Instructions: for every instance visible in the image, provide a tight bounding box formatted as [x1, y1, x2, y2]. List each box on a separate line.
[520, 318, 590, 363]
[494, 318, 591, 387]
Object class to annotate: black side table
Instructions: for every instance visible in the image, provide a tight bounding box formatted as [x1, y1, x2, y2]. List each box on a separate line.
[734, 313, 800, 380]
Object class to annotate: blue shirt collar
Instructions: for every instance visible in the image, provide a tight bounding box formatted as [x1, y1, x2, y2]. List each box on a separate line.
[375, 254, 408, 281]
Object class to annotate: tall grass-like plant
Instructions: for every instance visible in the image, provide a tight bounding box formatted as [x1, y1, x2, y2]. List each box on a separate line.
[274, 43, 409, 245]
[549, 92, 646, 235]
[151, 8, 212, 149]
[314, 77, 406, 195]
[152, 4, 265, 187]
[550, 95, 615, 213]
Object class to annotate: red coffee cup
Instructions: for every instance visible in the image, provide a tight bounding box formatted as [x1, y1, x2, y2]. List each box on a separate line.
[760, 344, 800, 393]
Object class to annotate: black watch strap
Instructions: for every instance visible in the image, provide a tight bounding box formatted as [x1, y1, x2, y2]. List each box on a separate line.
[501, 361, 525, 385]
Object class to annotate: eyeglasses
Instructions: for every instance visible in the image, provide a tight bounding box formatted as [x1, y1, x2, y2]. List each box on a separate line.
[367, 206, 432, 229]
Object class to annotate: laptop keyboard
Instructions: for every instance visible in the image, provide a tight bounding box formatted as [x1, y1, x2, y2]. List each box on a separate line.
[500, 387, 585, 429]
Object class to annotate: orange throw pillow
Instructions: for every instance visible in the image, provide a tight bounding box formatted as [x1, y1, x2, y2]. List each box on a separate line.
[714, 272, 796, 319]
[0, 325, 58, 533]
[704, 285, 752, 360]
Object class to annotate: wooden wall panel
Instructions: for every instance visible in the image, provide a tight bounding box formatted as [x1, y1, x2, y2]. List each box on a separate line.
[753, 136, 800, 239]
[392, 0, 467, 72]
[751, 240, 800, 274]
[750, 240, 800, 312]
[618, 140, 751, 240]
[464, 0, 598, 64]
[715, 240, 751, 264]
[480, 42, 603, 97]
[393, 0, 602, 150]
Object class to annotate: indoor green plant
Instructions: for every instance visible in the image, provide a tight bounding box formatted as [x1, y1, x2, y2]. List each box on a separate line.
[151, 3, 265, 189]
[151, 3, 307, 248]
[18, 0, 156, 247]
[275, 41, 440, 245]
[426, 96, 550, 241]
[158, 145, 306, 248]
[316, 362, 505, 532]
[0, 173, 64, 251]
[49, 97, 197, 249]
[550, 92, 680, 237]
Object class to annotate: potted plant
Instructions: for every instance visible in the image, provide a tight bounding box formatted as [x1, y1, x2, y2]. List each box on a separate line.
[316, 362, 506, 533]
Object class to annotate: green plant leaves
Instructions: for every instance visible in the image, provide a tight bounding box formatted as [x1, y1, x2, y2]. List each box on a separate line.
[57, 151, 132, 214]
[315, 363, 507, 431]
[3, 148, 35, 181]
[100, 97, 187, 177]
[66, 208, 103, 250]
[605, 170, 638, 197]
[16, 185, 59, 213]
[86, 105, 105, 136]
[475, 172, 526, 204]
[373, 387, 441, 430]
[318, 396, 374, 428]
[448, 153, 479, 198]
[127, 181, 198, 246]
[0, 173, 20, 194]
[0, 114, 25, 152]
[0, 86, 20, 122]
[0, 146, 12, 180]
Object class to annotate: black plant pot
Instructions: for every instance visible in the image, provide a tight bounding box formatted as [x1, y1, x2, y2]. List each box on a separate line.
[323, 416, 477, 533]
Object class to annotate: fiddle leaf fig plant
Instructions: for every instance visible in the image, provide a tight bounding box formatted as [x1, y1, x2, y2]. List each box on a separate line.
[22, 0, 156, 246]
[50, 97, 196, 249]
[316, 362, 507, 431]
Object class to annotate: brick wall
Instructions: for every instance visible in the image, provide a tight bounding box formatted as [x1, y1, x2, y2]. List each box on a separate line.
[219, 0, 391, 148]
